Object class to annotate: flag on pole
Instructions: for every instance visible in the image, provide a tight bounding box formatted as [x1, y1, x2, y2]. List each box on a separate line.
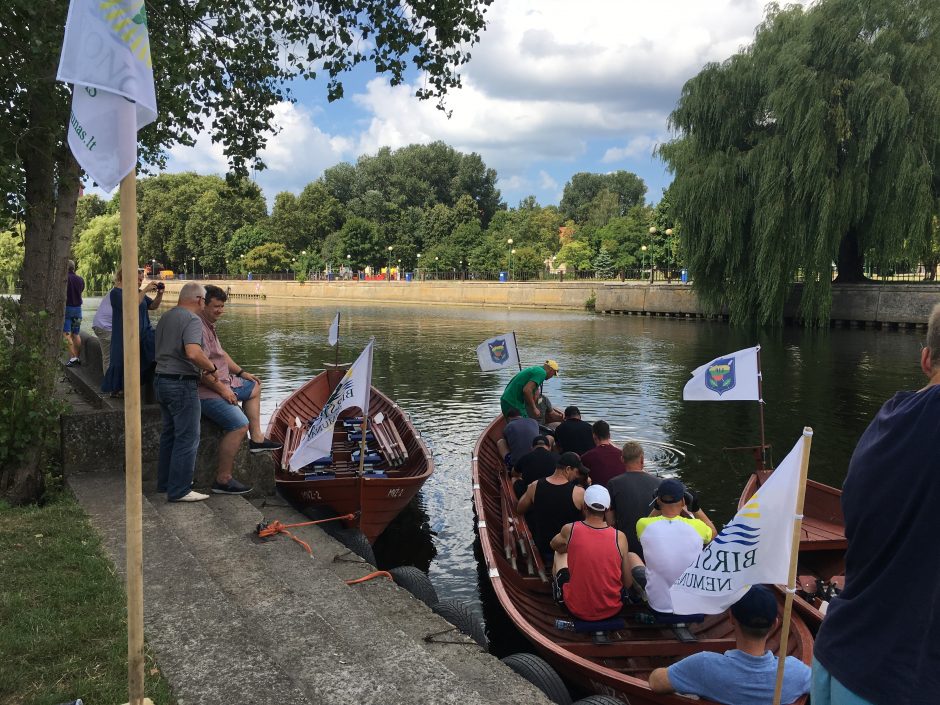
[289, 339, 374, 471]
[669, 433, 808, 615]
[476, 333, 520, 372]
[57, 0, 158, 192]
[682, 345, 761, 401]
[328, 313, 339, 347]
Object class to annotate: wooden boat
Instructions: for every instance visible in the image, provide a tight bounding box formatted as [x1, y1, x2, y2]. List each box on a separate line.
[739, 469, 846, 629]
[267, 366, 433, 543]
[473, 415, 813, 705]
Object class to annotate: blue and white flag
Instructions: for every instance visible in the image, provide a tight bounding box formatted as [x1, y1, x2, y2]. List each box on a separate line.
[290, 339, 374, 471]
[669, 432, 809, 614]
[57, 0, 158, 192]
[683, 345, 761, 401]
[476, 333, 519, 372]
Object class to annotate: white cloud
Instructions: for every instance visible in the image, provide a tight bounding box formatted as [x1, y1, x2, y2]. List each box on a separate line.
[602, 135, 661, 163]
[539, 170, 558, 191]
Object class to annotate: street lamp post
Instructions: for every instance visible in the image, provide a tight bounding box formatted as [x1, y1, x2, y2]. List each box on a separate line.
[459, 260, 464, 280]
[434, 256, 439, 280]
[346, 253, 351, 279]
[416, 252, 421, 281]
[191, 256, 196, 280]
[387, 246, 393, 281]
[640, 245, 648, 281]
[507, 238, 513, 280]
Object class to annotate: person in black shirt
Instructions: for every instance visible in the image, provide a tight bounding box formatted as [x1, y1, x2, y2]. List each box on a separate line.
[554, 406, 595, 455]
[516, 451, 586, 563]
[512, 435, 559, 497]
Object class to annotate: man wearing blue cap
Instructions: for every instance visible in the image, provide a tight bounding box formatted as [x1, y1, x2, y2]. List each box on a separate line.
[636, 477, 716, 616]
[649, 585, 811, 704]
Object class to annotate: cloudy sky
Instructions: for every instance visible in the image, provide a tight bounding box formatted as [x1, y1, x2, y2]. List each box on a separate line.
[165, 0, 794, 209]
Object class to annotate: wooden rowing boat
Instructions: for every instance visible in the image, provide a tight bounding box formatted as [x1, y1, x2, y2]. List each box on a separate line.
[473, 415, 813, 704]
[739, 470, 846, 629]
[267, 366, 433, 544]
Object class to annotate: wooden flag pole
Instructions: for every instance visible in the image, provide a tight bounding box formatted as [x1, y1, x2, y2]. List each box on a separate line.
[756, 344, 768, 470]
[772, 426, 813, 705]
[119, 170, 146, 705]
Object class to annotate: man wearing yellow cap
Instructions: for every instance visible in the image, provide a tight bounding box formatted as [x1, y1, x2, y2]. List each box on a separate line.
[500, 360, 559, 419]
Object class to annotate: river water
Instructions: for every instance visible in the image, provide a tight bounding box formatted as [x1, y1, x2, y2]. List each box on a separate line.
[84, 297, 925, 634]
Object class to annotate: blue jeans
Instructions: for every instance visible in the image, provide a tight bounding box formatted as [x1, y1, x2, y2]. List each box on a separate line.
[155, 376, 201, 500]
[200, 379, 255, 431]
[812, 657, 875, 705]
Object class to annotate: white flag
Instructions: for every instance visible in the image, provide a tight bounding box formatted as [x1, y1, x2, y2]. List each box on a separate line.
[328, 313, 339, 347]
[669, 433, 808, 615]
[476, 333, 520, 372]
[682, 345, 761, 401]
[57, 0, 158, 192]
[289, 339, 374, 472]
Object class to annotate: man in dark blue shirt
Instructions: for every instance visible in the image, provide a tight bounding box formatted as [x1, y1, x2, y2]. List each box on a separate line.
[813, 303, 940, 705]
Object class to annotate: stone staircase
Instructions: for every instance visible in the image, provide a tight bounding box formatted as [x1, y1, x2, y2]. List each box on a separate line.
[68, 472, 551, 705]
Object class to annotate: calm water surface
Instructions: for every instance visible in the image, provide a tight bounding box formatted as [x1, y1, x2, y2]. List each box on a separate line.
[85, 298, 926, 618]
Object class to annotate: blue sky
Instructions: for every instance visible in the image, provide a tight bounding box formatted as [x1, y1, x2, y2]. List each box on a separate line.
[162, 0, 804, 210]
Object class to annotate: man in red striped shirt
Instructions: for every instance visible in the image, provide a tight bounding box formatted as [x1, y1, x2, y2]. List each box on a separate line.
[550, 485, 646, 621]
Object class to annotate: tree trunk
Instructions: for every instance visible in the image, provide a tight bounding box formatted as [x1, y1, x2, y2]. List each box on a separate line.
[833, 228, 868, 283]
[1, 73, 81, 504]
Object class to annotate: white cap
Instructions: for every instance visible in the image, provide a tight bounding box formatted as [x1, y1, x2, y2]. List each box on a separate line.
[584, 484, 611, 511]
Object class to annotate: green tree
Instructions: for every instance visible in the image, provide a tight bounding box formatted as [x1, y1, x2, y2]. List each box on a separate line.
[0, 228, 24, 289]
[593, 246, 615, 279]
[659, 0, 940, 324]
[242, 242, 291, 274]
[227, 224, 270, 267]
[560, 172, 647, 223]
[556, 240, 594, 272]
[2, 0, 491, 503]
[72, 194, 110, 239]
[73, 213, 121, 292]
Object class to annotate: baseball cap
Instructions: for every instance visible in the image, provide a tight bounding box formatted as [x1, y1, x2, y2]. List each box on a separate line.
[545, 359, 560, 373]
[557, 451, 585, 472]
[584, 484, 611, 511]
[532, 435, 550, 448]
[731, 585, 778, 629]
[655, 478, 686, 504]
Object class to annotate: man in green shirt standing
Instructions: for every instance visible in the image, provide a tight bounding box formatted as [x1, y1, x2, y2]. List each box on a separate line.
[500, 360, 559, 418]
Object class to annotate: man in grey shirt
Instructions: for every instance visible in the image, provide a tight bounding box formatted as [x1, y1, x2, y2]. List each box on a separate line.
[606, 441, 661, 559]
[154, 282, 218, 502]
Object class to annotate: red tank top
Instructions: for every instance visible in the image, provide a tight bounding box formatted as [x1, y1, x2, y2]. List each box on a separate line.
[563, 522, 623, 621]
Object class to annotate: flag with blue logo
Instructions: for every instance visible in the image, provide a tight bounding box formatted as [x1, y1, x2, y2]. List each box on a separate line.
[57, 0, 158, 192]
[682, 345, 761, 401]
[669, 433, 807, 614]
[476, 333, 519, 372]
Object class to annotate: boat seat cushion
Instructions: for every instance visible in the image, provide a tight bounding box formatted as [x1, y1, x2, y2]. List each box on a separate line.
[352, 450, 383, 465]
[303, 471, 336, 480]
[348, 430, 376, 443]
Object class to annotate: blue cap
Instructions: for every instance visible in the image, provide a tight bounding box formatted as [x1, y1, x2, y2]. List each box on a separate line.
[731, 585, 778, 629]
[656, 478, 686, 504]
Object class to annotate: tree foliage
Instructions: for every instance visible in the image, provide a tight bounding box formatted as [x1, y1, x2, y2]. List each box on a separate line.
[559, 172, 647, 224]
[0, 228, 24, 289]
[659, 0, 940, 324]
[73, 213, 121, 292]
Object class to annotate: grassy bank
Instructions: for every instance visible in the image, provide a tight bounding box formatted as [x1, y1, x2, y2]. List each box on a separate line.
[0, 493, 174, 705]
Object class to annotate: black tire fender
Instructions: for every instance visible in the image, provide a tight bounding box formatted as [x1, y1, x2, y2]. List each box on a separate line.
[432, 598, 489, 648]
[500, 652, 572, 705]
[388, 566, 439, 607]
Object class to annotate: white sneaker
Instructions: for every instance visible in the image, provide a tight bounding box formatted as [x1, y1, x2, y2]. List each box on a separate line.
[170, 490, 209, 503]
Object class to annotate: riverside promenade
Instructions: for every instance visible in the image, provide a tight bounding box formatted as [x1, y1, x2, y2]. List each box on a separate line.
[154, 278, 940, 326]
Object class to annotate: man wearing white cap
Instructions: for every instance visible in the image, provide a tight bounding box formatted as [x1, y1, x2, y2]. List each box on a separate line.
[549, 484, 646, 622]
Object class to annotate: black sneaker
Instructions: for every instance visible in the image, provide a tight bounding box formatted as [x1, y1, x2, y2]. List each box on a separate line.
[211, 478, 252, 495]
[66, 357, 81, 367]
[249, 438, 283, 454]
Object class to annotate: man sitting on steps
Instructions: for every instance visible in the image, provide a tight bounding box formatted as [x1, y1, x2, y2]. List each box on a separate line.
[198, 285, 281, 495]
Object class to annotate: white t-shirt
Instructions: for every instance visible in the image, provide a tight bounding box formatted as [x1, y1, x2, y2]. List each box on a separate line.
[637, 515, 712, 613]
[92, 289, 113, 331]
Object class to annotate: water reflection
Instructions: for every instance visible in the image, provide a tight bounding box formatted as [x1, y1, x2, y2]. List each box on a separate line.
[81, 298, 927, 610]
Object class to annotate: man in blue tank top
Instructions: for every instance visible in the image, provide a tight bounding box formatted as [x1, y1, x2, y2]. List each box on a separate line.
[812, 303, 940, 705]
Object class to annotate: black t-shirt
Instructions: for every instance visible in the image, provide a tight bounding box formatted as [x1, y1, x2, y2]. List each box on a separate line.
[815, 384, 940, 704]
[514, 448, 560, 497]
[554, 418, 595, 456]
[607, 471, 661, 559]
[531, 479, 582, 557]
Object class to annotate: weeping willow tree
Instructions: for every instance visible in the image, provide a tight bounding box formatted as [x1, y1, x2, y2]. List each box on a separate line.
[659, 0, 940, 324]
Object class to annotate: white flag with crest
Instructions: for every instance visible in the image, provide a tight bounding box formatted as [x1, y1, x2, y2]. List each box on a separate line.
[289, 339, 374, 471]
[476, 333, 520, 372]
[683, 346, 761, 401]
[328, 313, 340, 347]
[669, 433, 809, 614]
[57, 0, 158, 192]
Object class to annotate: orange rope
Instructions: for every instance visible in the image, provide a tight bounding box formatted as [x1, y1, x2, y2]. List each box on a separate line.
[256, 513, 357, 555]
[345, 570, 393, 586]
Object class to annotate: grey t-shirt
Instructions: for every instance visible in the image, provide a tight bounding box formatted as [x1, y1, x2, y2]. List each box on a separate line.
[155, 307, 202, 375]
[503, 417, 540, 467]
[607, 471, 661, 559]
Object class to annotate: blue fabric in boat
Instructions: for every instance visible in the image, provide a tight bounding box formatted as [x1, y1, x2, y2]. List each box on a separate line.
[304, 472, 336, 480]
[573, 617, 625, 633]
[352, 450, 383, 465]
[347, 430, 376, 443]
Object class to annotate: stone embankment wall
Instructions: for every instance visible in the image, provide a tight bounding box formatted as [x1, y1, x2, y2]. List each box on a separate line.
[159, 278, 940, 326]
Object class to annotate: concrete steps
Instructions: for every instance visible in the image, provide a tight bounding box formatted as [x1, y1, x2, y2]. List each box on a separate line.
[68, 472, 551, 705]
